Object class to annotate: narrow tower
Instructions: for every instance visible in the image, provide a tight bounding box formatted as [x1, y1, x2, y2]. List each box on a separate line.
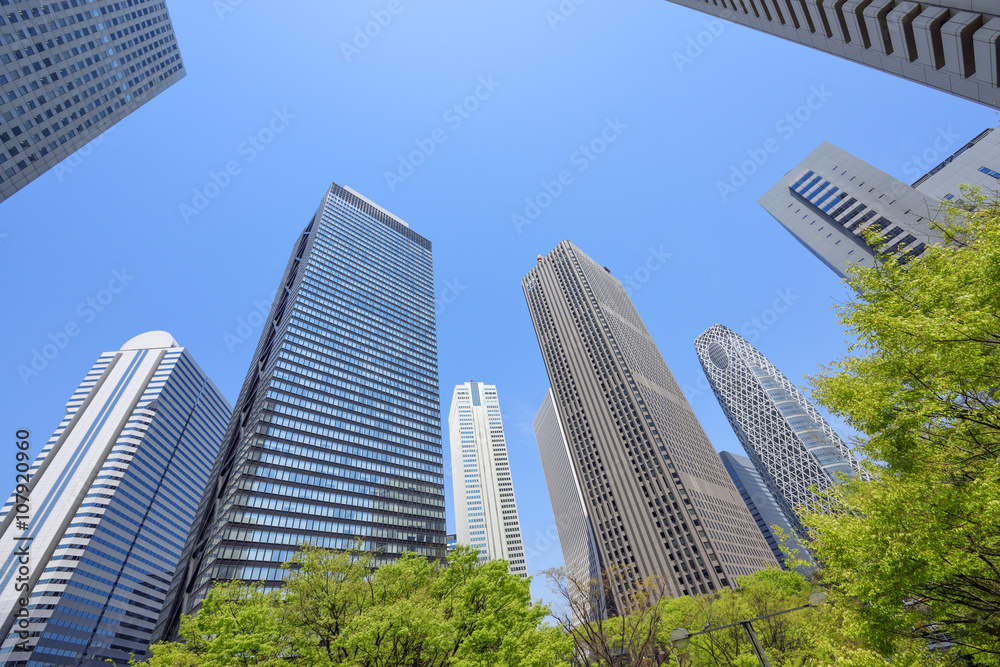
[448, 381, 526, 577]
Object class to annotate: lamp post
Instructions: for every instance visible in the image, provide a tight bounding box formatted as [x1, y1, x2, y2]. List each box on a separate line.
[670, 591, 827, 667]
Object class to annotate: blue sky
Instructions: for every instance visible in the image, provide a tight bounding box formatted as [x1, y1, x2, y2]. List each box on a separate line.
[1, 0, 995, 606]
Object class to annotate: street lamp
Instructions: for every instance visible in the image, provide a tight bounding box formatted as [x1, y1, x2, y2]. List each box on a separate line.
[670, 591, 828, 667]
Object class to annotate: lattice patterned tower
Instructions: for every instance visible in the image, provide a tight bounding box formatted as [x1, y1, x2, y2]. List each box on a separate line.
[523, 241, 778, 606]
[662, 0, 1000, 108]
[448, 381, 527, 577]
[0, 1, 186, 202]
[0, 332, 230, 667]
[695, 324, 865, 537]
[153, 183, 446, 642]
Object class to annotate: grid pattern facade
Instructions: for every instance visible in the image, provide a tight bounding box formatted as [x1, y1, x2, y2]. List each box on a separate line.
[533, 389, 602, 622]
[0, 0, 185, 202]
[153, 183, 446, 643]
[695, 324, 865, 536]
[719, 451, 804, 569]
[0, 332, 230, 667]
[911, 127, 1000, 201]
[522, 242, 777, 606]
[448, 382, 526, 577]
[665, 0, 1000, 108]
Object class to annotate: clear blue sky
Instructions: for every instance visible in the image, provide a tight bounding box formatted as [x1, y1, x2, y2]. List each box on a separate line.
[0, 0, 994, 606]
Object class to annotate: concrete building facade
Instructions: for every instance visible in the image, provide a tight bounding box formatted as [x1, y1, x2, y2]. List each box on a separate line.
[522, 241, 777, 607]
[758, 128, 1000, 278]
[664, 0, 1000, 108]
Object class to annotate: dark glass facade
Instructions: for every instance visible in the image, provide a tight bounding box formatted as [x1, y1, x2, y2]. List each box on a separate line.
[719, 451, 805, 569]
[154, 183, 445, 642]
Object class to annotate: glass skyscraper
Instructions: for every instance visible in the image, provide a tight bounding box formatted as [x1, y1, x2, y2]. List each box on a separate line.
[0, 332, 230, 667]
[154, 182, 446, 642]
[448, 381, 526, 577]
[523, 242, 778, 606]
[695, 324, 865, 536]
[0, 0, 186, 202]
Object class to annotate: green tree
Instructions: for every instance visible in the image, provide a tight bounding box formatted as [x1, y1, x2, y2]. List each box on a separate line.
[802, 191, 1000, 664]
[662, 568, 926, 667]
[142, 545, 570, 667]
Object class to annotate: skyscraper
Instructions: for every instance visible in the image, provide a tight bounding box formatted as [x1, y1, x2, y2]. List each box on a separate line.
[523, 242, 778, 605]
[0, 332, 230, 667]
[153, 183, 446, 642]
[719, 451, 805, 569]
[448, 381, 527, 577]
[533, 389, 602, 621]
[694, 324, 865, 536]
[758, 128, 1000, 278]
[664, 0, 1000, 108]
[0, 1, 186, 202]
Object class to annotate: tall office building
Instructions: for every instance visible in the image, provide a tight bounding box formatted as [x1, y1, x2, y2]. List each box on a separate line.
[448, 382, 526, 577]
[759, 128, 1000, 278]
[533, 389, 602, 621]
[523, 242, 777, 606]
[664, 0, 1000, 108]
[0, 332, 230, 667]
[153, 183, 447, 642]
[0, 0, 185, 202]
[694, 324, 865, 536]
[719, 451, 805, 568]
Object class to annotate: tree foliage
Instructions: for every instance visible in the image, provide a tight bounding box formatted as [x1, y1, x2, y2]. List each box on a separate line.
[543, 564, 675, 666]
[803, 192, 1000, 664]
[662, 568, 930, 667]
[141, 545, 570, 667]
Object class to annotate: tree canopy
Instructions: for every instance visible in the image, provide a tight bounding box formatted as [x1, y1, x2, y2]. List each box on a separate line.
[802, 192, 1000, 664]
[141, 545, 570, 667]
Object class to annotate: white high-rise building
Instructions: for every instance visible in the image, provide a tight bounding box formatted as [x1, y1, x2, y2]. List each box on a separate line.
[448, 382, 527, 577]
[759, 127, 1000, 278]
[0, 332, 230, 667]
